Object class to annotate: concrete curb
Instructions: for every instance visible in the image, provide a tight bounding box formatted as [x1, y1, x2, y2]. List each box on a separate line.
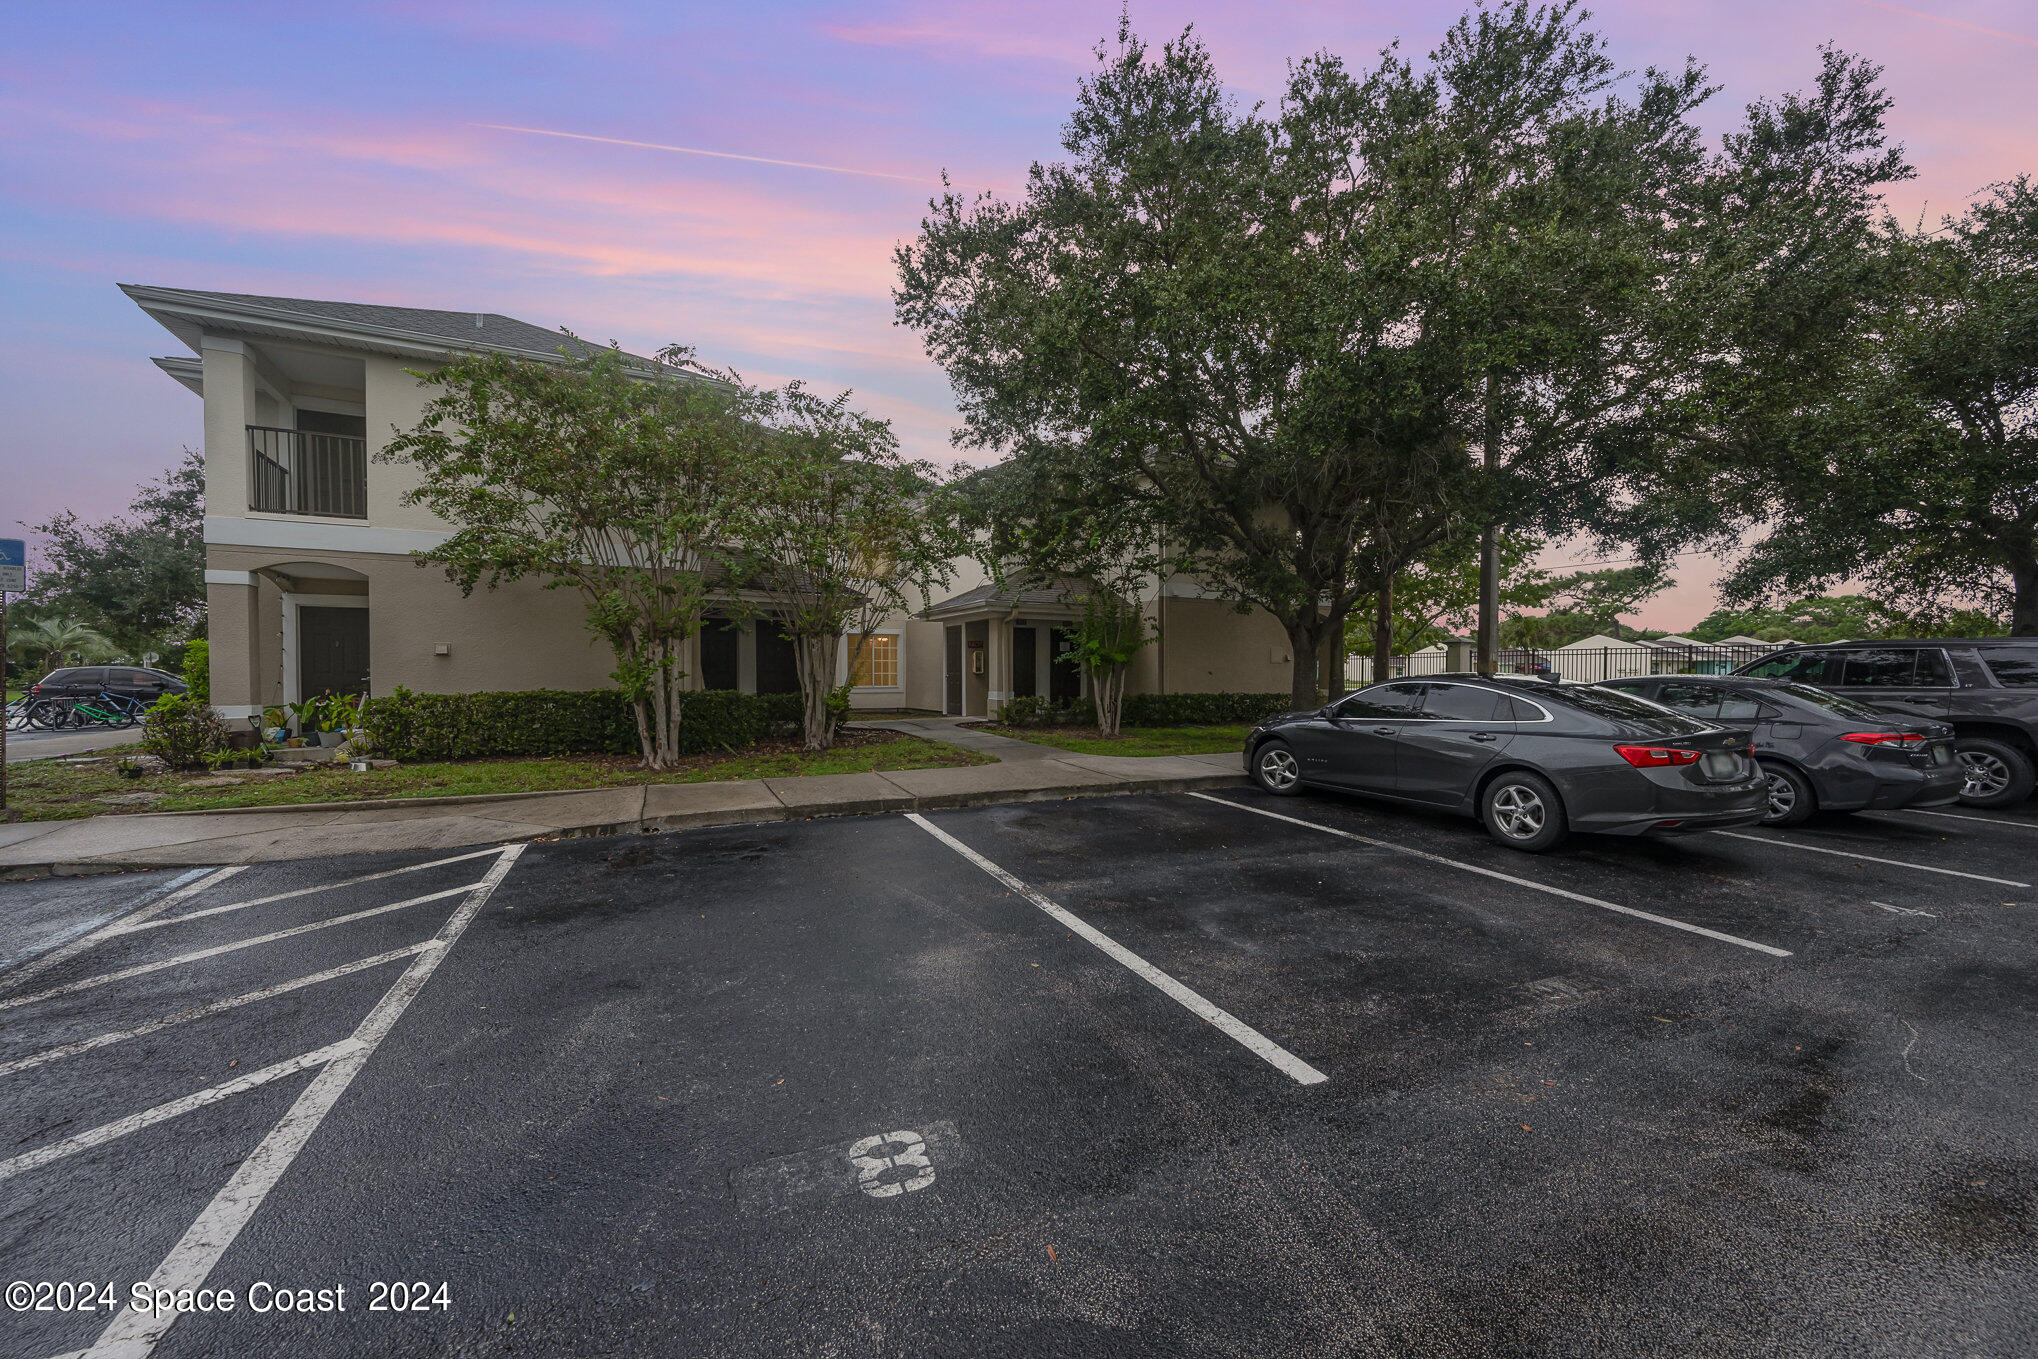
[0, 771, 1247, 880]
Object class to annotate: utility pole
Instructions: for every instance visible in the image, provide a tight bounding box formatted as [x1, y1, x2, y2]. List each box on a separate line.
[0, 537, 25, 821]
[1476, 371, 1501, 676]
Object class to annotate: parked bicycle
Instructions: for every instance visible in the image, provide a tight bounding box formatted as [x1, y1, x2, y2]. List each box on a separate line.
[67, 689, 152, 728]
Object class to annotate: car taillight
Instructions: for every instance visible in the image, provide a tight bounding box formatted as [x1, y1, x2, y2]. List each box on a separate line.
[1615, 744, 1703, 767]
[1841, 732, 1923, 746]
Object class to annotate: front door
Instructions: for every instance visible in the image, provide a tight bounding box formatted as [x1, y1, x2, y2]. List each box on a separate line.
[944, 626, 963, 715]
[755, 625, 801, 695]
[299, 606, 369, 699]
[1833, 646, 1956, 722]
[1049, 626, 1082, 702]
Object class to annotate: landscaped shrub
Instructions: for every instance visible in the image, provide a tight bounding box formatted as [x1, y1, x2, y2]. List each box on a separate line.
[994, 695, 1094, 727]
[180, 639, 210, 707]
[1121, 692, 1292, 726]
[141, 692, 234, 769]
[358, 686, 851, 763]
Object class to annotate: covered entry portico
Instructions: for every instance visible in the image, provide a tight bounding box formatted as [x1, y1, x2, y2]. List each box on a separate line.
[923, 578, 1089, 718]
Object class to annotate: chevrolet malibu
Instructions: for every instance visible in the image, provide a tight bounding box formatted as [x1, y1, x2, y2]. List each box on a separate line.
[1244, 674, 1768, 852]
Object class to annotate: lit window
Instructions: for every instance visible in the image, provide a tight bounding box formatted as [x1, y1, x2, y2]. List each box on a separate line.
[850, 633, 899, 687]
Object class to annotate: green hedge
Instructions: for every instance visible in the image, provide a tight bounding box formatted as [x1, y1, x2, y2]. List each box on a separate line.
[359, 686, 850, 762]
[181, 639, 210, 707]
[1121, 691, 1292, 725]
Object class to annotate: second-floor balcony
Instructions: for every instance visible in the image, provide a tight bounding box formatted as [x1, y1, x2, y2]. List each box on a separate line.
[249, 425, 367, 519]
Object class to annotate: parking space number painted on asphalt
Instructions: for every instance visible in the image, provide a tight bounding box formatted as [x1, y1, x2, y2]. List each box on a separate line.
[848, 1131, 936, 1198]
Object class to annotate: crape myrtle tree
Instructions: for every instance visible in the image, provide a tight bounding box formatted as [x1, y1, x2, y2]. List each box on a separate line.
[383, 342, 745, 769]
[724, 384, 962, 751]
[897, 22, 1483, 712]
[947, 447, 1175, 736]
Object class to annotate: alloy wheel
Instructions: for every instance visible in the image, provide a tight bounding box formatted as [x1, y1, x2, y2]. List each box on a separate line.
[1491, 784, 1545, 838]
[1764, 771, 1797, 821]
[1960, 749, 2011, 799]
[1258, 747, 1299, 791]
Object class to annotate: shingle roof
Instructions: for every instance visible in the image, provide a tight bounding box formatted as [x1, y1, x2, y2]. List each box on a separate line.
[121, 284, 653, 365]
[924, 574, 1098, 618]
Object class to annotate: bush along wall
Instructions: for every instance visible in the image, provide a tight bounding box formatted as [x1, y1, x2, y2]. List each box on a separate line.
[1120, 692, 1293, 726]
[358, 687, 851, 763]
[996, 691, 1293, 728]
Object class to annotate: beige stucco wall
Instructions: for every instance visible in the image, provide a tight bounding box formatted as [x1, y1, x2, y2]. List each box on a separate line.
[1157, 596, 1297, 693]
[207, 546, 623, 707]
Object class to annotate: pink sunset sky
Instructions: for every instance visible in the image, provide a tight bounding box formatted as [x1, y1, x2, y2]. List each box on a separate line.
[3, 0, 2031, 629]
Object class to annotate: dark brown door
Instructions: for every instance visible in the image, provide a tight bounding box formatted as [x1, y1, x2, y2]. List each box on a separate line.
[1012, 626, 1037, 698]
[755, 624, 800, 695]
[944, 626, 963, 715]
[700, 619, 739, 690]
[299, 607, 369, 699]
[1049, 626, 1082, 702]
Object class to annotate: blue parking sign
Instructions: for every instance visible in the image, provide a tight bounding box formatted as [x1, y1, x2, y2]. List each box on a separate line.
[0, 538, 23, 593]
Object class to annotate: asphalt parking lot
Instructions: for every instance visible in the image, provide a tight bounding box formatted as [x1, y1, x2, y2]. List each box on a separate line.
[3, 789, 2034, 1358]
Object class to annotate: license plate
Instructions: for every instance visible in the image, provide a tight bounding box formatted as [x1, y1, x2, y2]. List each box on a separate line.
[1702, 752, 1739, 778]
[1932, 744, 1952, 766]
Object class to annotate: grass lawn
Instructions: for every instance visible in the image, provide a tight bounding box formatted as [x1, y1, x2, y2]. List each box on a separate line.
[5, 731, 992, 822]
[976, 723, 1253, 757]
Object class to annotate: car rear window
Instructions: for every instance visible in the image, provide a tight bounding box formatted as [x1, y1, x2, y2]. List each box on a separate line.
[1741, 651, 1830, 683]
[1421, 683, 1506, 721]
[1773, 682, 1891, 718]
[1552, 684, 1712, 733]
[1983, 647, 2038, 688]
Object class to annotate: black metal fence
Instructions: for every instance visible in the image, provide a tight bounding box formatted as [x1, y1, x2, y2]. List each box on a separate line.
[248, 425, 367, 518]
[1352, 642, 1778, 685]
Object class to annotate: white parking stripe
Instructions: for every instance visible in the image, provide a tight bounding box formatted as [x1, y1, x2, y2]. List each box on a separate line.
[1194, 794, 1793, 959]
[0, 943, 436, 1078]
[117, 848, 503, 935]
[0, 1039, 365, 1183]
[0, 884, 475, 1014]
[1714, 831, 2030, 887]
[0, 866, 245, 991]
[82, 844, 524, 1359]
[1887, 807, 2038, 831]
[908, 813, 1329, 1086]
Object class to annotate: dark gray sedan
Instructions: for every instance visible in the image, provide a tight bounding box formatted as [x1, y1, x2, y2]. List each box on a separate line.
[1244, 675, 1767, 852]
[1593, 675, 1964, 826]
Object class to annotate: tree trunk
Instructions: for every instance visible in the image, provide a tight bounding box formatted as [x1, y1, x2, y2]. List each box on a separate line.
[1285, 618, 1320, 711]
[2012, 556, 2038, 637]
[792, 630, 839, 750]
[1091, 664, 1127, 736]
[1371, 582, 1394, 688]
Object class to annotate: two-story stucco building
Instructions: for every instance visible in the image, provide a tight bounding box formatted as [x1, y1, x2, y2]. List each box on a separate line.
[126, 284, 1312, 720]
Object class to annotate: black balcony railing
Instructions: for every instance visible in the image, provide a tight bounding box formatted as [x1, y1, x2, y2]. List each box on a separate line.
[248, 426, 367, 518]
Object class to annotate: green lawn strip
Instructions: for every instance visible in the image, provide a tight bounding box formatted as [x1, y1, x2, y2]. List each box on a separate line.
[5, 734, 990, 822]
[979, 724, 1252, 757]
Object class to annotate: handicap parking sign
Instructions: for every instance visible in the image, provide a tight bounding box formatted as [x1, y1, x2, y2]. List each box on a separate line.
[0, 538, 24, 593]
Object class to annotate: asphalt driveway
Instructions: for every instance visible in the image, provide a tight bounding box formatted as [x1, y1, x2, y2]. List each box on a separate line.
[3, 789, 2034, 1358]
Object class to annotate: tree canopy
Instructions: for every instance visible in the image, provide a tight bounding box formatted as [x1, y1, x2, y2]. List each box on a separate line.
[25, 448, 204, 659]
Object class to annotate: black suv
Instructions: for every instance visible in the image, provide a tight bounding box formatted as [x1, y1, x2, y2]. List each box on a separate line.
[27, 665, 188, 705]
[1734, 639, 2038, 807]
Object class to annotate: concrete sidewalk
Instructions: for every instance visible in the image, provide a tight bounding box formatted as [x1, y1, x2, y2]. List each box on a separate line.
[0, 728, 1246, 877]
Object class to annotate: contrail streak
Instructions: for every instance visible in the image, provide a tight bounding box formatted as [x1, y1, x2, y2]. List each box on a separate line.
[471, 122, 948, 184]
[1843, 0, 2038, 47]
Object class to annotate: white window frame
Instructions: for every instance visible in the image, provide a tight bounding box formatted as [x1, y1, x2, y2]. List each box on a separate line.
[842, 629, 904, 693]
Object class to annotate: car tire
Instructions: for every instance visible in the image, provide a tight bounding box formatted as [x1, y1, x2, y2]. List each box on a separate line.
[1758, 759, 1817, 827]
[1954, 736, 2036, 808]
[1480, 770, 1568, 852]
[1251, 739, 1305, 796]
